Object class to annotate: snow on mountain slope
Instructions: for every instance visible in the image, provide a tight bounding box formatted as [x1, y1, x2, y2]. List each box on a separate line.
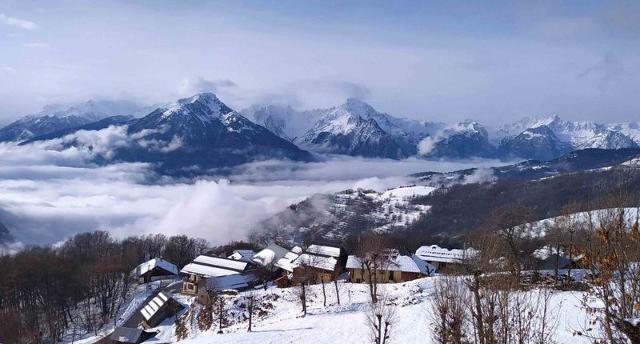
[250, 99, 443, 159]
[296, 105, 411, 159]
[252, 185, 435, 243]
[498, 125, 572, 160]
[418, 120, 497, 158]
[244, 104, 322, 140]
[497, 115, 639, 155]
[0, 99, 147, 143]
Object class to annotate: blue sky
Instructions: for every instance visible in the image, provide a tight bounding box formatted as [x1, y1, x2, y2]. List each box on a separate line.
[0, 0, 639, 124]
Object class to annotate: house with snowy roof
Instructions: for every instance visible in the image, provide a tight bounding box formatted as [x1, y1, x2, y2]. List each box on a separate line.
[346, 249, 424, 283]
[180, 255, 258, 298]
[131, 258, 178, 284]
[138, 291, 181, 329]
[251, 243, 302, 288]
[291, 244, 346, 284]
[414, 244, 477, 272]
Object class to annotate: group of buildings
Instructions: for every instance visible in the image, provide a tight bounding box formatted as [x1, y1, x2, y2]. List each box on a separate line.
[108, 243, 472, 343]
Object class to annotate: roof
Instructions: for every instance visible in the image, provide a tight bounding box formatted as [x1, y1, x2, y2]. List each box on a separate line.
[228, 250, 256, 262]
[415, 245, 477, 264]
[180, 263, 241, 278]
[206, 272, 258, 291]
[131, 258, 178, 277]
[140, 292, 170, 321]
[411, 254, 435, 275]
[252, 244, 290, 267]
[193, 255, 248, 271]
[294, 253, 338, 272]
[275, 251, 300, 272]
[109, 327, 143, 343]
[306, 244, 341, 258]
[345, 255, 421, 273]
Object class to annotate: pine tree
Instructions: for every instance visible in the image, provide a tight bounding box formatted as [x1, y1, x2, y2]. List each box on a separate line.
[175, 315, 188, 341]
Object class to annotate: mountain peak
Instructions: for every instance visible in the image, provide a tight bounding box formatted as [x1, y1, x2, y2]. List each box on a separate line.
[163, 92, 232, 120]
[342, 98, 375, 116]
[178, 92, 222, 107]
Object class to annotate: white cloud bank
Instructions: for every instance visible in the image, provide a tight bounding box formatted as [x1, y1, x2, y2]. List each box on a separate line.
[0, 131, 502, 247]
[0, 13, 37, 30]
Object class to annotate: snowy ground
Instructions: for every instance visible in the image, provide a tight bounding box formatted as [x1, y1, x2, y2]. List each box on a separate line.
[72, 276, 597, 344]
[176, 278, 592, 344]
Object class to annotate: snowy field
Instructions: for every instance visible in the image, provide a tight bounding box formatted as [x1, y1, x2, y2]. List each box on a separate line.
[91, 277, 596, 344]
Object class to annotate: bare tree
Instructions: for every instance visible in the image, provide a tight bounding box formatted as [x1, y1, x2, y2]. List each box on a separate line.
[430, 276, 469, 344]
[367, 291, 396, 344]
[357, 233, 392, 304]
[582, 200, 640, 343]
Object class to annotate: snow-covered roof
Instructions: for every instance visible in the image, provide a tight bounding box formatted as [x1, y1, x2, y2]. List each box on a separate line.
[206, 272, 258, 291]
[306, 244, 341, 258]
[228, 249, 256, 262]
[294, 253, 338, 272]
[180, 263, 241, 278]
[415, 245, 477, 264]
[345, 255, 421, 273]
[140, 292, 170, 321]
[193, 255, 248, 272]
[252, 244, 290, 267]
[275, 251, 300, 272]
[131, 258, 178, 277]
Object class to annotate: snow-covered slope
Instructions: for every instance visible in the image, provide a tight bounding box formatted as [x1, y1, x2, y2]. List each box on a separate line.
[0, 99, 146, 143]
[498, 125, 572, 160]
[418, 121, 497, 158]
[88, 278, 591, 344]
[252, 185, 435, 243]
[496, 115, 639, 160]
[250, 99, 443, 159]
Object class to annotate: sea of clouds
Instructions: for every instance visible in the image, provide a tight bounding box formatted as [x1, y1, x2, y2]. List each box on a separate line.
[0, 127, 504, 248]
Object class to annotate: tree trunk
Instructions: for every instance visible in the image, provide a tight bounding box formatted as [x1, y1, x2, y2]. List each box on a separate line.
[321, 279, 326, 307]
[247, 296, 253, 332]
[334, 279, 340, 305]
[301, 283, 307, 317]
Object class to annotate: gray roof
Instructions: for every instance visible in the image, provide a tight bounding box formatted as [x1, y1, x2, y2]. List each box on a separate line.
[109, 327, 143, 343]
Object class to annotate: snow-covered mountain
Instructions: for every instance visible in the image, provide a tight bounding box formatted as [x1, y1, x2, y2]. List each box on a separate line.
[418, 120, 496, 159]
[0, 99, 147, 143]
[115, 93, 313, 174]
[496, 115, 639, 159]
[498, 125, 572, 160]
[249, 99, 443, 159]
[244, 104, 322, 141]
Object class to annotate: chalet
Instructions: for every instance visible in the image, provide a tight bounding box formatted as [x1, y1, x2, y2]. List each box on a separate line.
[346, 250, 423, 283]
[108, 327, 156, 344]
[252, 244, 302, 287]
[414, 245, 477, 272]
[180, 255, 257, 300]
[139, 292, 182, 329]
[131, 258, 178, 284]
[292, 244, 346, 284]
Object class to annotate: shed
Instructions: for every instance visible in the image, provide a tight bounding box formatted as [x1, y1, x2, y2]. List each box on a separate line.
[131, 258, 178, 284]
[109, 327, 155, 343]
[139, 292, 181, 329]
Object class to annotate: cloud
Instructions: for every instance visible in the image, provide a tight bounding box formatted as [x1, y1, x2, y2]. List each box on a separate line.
[0, 13, 37, 30]
[178, 77, 237, 96]
[579, 51, 627, 91]
[23, 42, 49, 49]
[0, 138, 502, 247]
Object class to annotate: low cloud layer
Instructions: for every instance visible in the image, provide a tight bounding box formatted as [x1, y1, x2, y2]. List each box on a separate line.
[0, 132, 501, 247]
